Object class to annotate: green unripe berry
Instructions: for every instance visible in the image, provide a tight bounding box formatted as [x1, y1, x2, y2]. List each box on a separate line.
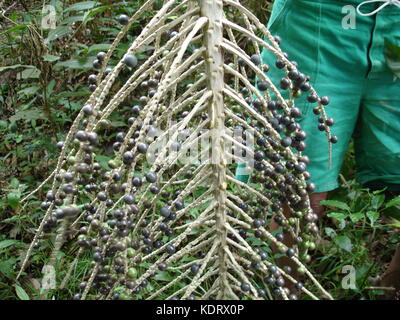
[127, 267, 138, 279]
[127, 248, 135, 257]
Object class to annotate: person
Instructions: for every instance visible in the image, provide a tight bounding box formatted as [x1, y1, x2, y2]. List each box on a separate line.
[236, 0, 400, 298]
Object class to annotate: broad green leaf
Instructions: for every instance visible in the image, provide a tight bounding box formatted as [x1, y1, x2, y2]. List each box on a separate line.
[324, 227, 337, 238]
[50, 0, 64, 12]
[334, 235, 352, 252]
[17, 67, 41, 79]
[349, 212, 364, 223]
[110, 121, 127, 127]
[386, 59, 400, 78]
[0, 240, 20, 250]
[10, 178, 19, 189]
[15, 285, 30, 300]
[82, 5, 111, 22]
[371, 194, 385, 210]
[319, 200, 350, 211]
[65, 1, 98, 12]
[327, 212, 347, 221]
[15, 135, 23, 143]
[9, 109, 46, 122]
[1, 25, 27, 35]
[43, 54, 60, 62]
[95, 155, 111, 171]
[366, 211, 379, 226]
[356, 264, 373, 280]
[385, 196, 400, 209]
[383, 206, 400, 220]
[57, 251, 65, 260]
[54, 57, 96, 70]
[0, 259, 17, 279]
[7, 191, 21, 209]
[248, 237, 265, 246]
[45, 25, 72, 43]
[384, 40, 400, 78]
[88, 43, 112, 53]
[347, 190, 359, 201]
[61, 15, 85, 25]
[19, 86, 40, 96]
[47, 80, 56, 96]
[154, 271, 172, 282]
[58, 91, 90, 98]
[384, 39, 400, 59]
[0, 64, 34, 72]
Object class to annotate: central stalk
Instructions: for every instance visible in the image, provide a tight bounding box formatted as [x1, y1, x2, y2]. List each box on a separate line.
[200, 0, 229, 299]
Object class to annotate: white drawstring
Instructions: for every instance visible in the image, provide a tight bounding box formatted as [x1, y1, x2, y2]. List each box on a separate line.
[356, 0, 400, 16]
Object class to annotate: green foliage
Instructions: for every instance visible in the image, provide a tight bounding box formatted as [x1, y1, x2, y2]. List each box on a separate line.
[0, 0, 150, 194]
[0, 0, 152, 300]
[384, 39, 400, 79]
[314, 178, 400, 299]
[15, 284, 30, 300]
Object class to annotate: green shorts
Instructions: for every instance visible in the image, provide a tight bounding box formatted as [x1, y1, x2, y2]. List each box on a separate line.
[237, 0, 400, 192]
